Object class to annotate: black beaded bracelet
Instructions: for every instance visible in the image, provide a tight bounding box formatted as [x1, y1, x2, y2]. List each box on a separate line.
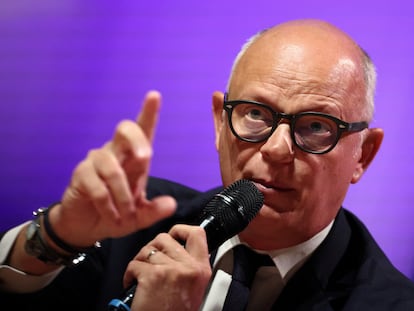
[42, 203, 88, 254]
[26, 207, 87, 266]
[36, 224, 87, 266]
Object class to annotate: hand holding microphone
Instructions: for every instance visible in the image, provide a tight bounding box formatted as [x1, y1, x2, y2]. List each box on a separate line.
[108, 179, 264, 311]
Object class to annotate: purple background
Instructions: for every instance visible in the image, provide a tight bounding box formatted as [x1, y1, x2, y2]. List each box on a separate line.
[1, 1, 413, 279]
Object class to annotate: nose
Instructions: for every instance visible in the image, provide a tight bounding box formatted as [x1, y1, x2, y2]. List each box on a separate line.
[259, 123, 294, 163]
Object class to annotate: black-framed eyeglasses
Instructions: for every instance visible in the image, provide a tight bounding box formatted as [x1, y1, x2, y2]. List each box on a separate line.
[223, 93, 369, 154]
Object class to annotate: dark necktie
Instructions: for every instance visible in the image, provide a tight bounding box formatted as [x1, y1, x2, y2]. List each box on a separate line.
[222, 244, 274, 311]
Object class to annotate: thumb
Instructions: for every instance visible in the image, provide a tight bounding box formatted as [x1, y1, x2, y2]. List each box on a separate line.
[136, 195, 177, 228]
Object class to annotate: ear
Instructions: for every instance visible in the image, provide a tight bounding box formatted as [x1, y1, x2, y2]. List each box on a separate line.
[212, 91, 225, 151]
[351, 128, 384, 183]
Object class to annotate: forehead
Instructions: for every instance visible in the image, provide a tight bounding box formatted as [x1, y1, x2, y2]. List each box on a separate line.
[228, 24, 365, 115]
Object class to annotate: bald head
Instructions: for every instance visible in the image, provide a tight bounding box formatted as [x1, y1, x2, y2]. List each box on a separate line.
[227, 19, 376, 121]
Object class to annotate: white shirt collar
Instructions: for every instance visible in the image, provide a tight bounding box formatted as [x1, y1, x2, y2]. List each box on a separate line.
[212, 220, 334, 281]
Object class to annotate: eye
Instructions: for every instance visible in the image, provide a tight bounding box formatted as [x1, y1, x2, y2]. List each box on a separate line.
[247, 108, 266, 120]
[296, 116, 336, 136]
[230, 103, 274, 141]
[238, 104, 273, 126]
[309, 121, 324, 132]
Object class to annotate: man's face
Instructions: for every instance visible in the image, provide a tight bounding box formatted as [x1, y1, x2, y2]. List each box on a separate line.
[213, 26, 374, 249]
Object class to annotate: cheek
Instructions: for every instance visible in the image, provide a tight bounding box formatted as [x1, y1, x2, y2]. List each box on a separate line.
[218, 131, 237, 185]
[335, 136, 363, 182]
[218, 131, 258, 185]
[315, 147, 360, 199]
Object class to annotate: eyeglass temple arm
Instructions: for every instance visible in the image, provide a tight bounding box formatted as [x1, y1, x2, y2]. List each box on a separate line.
[342, 121, 369, 132]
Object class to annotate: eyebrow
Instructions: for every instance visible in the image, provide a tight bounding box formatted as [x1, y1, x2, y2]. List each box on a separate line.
[230, 95, 343, 118]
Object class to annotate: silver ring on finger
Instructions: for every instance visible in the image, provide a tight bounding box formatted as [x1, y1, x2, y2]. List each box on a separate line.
[146, 249, 158, 261]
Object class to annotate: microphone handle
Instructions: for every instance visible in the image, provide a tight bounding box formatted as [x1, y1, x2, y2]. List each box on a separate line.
[108, 285, 136, 311]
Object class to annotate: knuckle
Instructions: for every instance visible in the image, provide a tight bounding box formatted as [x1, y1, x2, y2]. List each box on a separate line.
[126, 260, 136, 272]
[103, 165, 124, 182]
[70, 162, 93, 190]
[71, 167, 81, 182]
[149, 265, 166, 281]
[72, 158, 91, 177]
[115, 120, 137, 139]
[90, 187, 110, 204]
[192, 226, 206, 236]
[153, 232, 172, 245]
[114, 120, 153, 161]
[157, 232, 172, 241]
[86, 148, 102, 160]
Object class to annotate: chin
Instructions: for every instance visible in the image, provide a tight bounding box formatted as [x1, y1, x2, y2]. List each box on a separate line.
[241, 211, 303, 250]
[259, 203, 294, 217]
[246, 206, 286, 232]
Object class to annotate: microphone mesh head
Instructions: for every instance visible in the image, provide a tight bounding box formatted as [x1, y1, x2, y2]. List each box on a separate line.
[201, 179, 264, 252]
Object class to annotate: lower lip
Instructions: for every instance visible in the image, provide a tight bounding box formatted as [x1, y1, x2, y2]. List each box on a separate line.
[252, 182, 295, 211]
[253, 181, 291, 194]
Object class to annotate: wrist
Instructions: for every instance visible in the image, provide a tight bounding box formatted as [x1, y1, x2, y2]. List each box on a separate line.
[24, 206, 97, 267]
[43, 204, 97, 254]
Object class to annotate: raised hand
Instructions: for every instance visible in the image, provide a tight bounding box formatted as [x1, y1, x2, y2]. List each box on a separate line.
[49, 90, 177, 248]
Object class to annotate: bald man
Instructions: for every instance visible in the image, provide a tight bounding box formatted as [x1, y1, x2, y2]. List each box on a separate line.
[1, 19, 414, 311]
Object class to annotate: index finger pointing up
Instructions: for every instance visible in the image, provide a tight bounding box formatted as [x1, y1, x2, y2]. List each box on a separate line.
[137, 90, 162, 144]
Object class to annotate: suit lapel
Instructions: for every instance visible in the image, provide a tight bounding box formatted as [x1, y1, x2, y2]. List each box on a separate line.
[271, 209, 354, 310]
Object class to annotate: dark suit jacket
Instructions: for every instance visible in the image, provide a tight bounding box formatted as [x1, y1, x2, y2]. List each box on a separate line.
[1, 177, 414, 310]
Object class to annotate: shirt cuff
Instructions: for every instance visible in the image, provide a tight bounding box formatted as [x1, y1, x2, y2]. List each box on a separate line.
[0, 222, 63, 293]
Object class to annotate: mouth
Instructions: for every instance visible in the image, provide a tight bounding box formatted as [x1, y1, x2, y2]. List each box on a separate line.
[251, 179, 294, 193]
[249, 178, 296, 212]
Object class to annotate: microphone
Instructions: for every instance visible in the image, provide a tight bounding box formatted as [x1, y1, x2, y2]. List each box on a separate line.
[108, 179, 264, 311]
